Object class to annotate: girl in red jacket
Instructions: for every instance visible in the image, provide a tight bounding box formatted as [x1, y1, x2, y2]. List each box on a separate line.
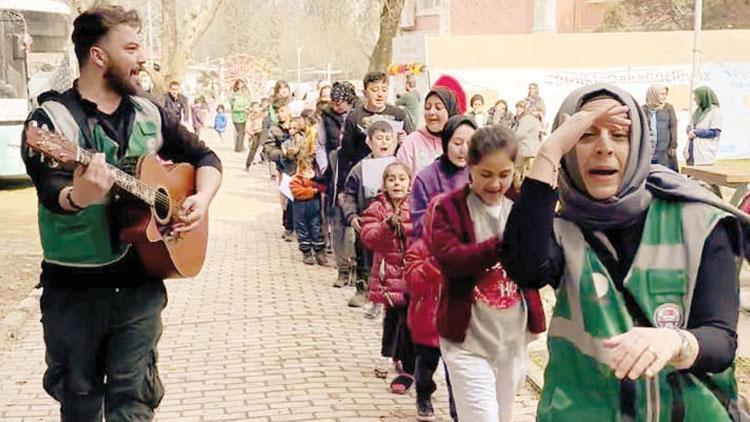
[360, 161, 416, 395]
[428, 125, 545, 422]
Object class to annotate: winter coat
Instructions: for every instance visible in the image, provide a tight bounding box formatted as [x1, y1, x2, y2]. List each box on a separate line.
[262, 124, 296, 175]
[289, 174, 323, 201]
[214, 112, 227, 133]
[513, 113, 543, 158]
[410, 159, 469, 239]
[341, 157, 380, 226]
[404, 195, 444, 347]
[360, 194, 413, 307]
[428, 186, 546, 343]
[396, 127, 443, 177]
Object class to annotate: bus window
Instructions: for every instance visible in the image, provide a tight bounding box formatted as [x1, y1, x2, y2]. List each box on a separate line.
[0, 11, 27, 99]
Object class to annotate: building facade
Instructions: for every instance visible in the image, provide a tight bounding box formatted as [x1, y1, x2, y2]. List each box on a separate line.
[400, 0, 617, 35]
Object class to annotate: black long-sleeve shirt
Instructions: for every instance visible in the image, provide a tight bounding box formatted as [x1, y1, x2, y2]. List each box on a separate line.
[502, 178, 738, 373]
[22, 88, 222, 287]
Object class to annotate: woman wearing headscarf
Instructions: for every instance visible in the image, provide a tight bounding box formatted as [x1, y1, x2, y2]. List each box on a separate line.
[502, 84, 750, 421]
[642, 84, 678, 171]
[686, 85, 722, 166]
[397, 88, 460, 176]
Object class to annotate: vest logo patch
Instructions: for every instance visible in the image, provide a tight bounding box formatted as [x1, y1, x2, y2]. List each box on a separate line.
[592, 272, 609, 298]
[653, 303, 682, 328]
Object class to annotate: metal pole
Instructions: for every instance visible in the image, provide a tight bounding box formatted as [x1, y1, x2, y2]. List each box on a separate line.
[147, 0, 154, 71]
[690, 0, 703, 119]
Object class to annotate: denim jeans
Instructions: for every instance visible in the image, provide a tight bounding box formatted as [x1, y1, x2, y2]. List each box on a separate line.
[293, 198, 324, 253]
[40, 281, 167, 422]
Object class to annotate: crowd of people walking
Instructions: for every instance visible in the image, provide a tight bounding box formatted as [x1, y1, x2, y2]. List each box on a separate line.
[218, 64, 748, 421]
[19, 6, 750, 421]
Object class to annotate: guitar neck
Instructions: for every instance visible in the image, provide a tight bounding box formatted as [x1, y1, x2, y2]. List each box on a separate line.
[75, 147, 156, 206]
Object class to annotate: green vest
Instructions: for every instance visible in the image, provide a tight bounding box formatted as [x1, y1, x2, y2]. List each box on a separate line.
[36, 96, 163, 267]
[538, 199, 738, 422]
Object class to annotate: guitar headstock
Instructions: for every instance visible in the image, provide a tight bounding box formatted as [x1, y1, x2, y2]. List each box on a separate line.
[25, 122, 80, 166]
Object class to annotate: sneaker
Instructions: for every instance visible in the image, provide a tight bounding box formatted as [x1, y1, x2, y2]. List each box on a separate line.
[348, 290, 368, 308]
[333, 272, 349, 288]
[282, 230, 294, 242]
[315, 250, 328, 265]
[374, 356, 390, 379]
[302, 251, 315, 265]
[364, 302, 382, 320]
[416, 399, 436, 421]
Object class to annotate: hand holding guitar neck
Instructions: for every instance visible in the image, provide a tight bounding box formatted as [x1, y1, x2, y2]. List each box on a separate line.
[71, 152, 115, 207]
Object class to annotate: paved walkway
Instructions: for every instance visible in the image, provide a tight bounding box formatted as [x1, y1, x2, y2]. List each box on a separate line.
[0, 137, 538, 421]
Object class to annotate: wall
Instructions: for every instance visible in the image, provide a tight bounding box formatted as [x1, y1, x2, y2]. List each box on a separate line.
[450, 0, 533, 34]
[557, 0, 612, 32]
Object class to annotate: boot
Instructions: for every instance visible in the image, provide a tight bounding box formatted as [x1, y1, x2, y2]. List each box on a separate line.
[315, 250, 328, 266]
[348, 280, 369, 307]
[333, 271, 349, 288]
[302, 251, 315, 265]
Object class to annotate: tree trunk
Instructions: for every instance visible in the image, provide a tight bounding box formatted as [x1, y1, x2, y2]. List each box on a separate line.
[368, 0, 404, 72]
[68, 0, 105, 14]
[160, 0, 225, 84]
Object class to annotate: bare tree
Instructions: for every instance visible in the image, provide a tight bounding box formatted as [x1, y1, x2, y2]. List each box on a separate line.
[68, 0, 106, 14]
[160, 0, 225, 83]
[601, 0, 750, 31]
[369, 0, 404, 72]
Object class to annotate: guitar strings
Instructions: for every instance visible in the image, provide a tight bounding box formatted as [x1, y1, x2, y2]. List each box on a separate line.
[78, 148, 183, 212]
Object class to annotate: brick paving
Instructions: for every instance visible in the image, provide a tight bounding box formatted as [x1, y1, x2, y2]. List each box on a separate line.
[0, 133, 539, 421]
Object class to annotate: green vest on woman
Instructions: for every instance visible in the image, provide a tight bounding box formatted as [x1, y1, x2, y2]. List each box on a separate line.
[35, 96, 163, 267]
[538, 198, 738, 422]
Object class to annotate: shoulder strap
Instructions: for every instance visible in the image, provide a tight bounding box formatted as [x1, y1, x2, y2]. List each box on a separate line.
[54, 89, 96, 150]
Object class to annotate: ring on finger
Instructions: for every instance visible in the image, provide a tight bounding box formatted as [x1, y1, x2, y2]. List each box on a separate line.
[645, 346, 658, 360]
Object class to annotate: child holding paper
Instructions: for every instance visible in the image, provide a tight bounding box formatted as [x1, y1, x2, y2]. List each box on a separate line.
[341, 121, 397, 308]
[360, 161, 415, 395]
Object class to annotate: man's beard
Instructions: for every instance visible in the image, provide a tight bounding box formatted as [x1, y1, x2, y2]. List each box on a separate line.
[104, 64, 138, 96]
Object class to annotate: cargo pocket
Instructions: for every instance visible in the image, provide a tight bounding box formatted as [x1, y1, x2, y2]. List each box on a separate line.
[140, 349, 164, 409]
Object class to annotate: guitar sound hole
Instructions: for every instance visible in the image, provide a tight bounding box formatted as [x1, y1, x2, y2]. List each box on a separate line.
[154, 187, 171, 223]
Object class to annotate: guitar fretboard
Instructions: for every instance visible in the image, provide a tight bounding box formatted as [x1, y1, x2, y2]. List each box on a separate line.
[75, 147, 157, 207]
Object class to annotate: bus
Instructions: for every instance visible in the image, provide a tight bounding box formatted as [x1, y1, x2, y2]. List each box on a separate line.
[0, 0, 71, 179]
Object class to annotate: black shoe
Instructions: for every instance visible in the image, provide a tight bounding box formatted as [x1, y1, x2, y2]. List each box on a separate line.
[416, 399, 436, 421]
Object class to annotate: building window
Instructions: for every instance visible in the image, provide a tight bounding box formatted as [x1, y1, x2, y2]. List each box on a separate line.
[418, 0, 446, 14]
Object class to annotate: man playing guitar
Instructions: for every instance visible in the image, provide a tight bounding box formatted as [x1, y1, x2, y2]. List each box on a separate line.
[21, 6, 222, 421]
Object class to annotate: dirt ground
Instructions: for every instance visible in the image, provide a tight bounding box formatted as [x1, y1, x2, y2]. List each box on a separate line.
[0, 180, 42, 321]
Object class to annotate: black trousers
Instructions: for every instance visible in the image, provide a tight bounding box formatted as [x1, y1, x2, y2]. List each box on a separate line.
[283, 200, 294, 231]
[233, 121, 246, 152]
[381, 306, 415, 375]
[414, 344, 458, 419]
[40, 281, 167, 422]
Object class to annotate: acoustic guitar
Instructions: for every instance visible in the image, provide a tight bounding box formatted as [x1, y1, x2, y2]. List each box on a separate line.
[25, 124, 208, 279]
